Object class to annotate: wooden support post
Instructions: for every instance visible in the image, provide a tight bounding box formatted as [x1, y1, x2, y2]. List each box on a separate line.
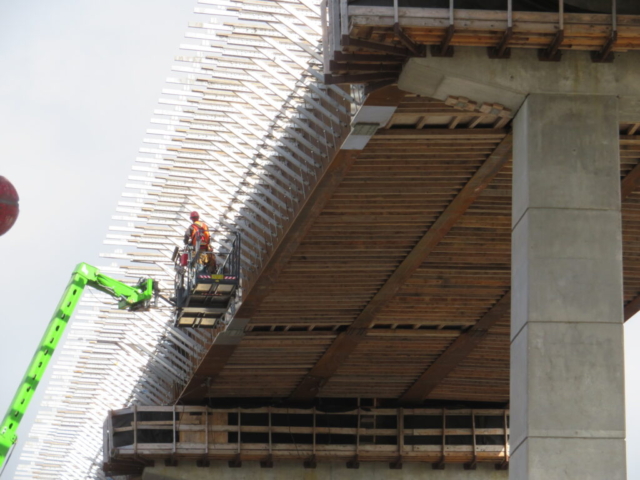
[198, 406, 211, 466]
[488, 0, 512, 58]
[464, 410, 477, 470]
[592, 0, 617, 62]
[433, 409, 447, 470]
[172, 405, 176, 456]
[356, 406, 361, 455]
[432, 0, 454, 57]
[432, 25, 455, 58]
[539, 0, 564, 61]
[205, 408, 209, 456]
[133, 404, 138, 458]
[347, 405, 361, 469]
[495, 410, 510, 470]
[305, 408, 317, 468]
[390, 408, 404, 469]
[229, 409, 242, 468]
[261, 408, 274, 468]
[107, 410, 115, 459]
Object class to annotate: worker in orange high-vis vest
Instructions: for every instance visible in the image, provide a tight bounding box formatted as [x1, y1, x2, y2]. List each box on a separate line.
[184, 211, 217, 273]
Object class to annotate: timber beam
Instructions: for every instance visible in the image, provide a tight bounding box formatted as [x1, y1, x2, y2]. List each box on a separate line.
[178, 87, 408, 401]
[399, 291, 511, 405]
[401, 135, 640, 402]
[288, 133, 513, 402]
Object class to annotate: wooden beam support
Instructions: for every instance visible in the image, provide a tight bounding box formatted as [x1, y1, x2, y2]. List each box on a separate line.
[396, 149, 640, 404]
[624, 294, 640, 322]
[538, 30, 564, 62]
[399, 291, 511, 405]
[288, 133, 513, 401]
[393, 23, 425, 57]
[431, 25, 455, 57]
[487, 27, 513, 59]
[179, 89, 408, 402]
[179, 148, 359, 400]
[621, 161, 640, 201]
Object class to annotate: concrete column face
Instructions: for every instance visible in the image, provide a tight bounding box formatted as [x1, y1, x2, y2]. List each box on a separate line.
[511, 94, 626, 480]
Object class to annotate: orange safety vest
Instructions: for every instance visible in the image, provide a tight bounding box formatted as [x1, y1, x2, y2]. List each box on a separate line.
[189, 221, 211, 248]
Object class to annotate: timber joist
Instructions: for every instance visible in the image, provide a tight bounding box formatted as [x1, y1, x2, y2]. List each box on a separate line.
[181, 95, 640, 409]
[182, 96, 514, 402]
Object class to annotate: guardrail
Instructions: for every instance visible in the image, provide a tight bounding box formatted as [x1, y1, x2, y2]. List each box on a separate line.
[103, 405, 509, 474]
[322, 0, 633, 82]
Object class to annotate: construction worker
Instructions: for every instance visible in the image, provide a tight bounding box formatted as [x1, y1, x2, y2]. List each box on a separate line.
[184, 211, 217, 274]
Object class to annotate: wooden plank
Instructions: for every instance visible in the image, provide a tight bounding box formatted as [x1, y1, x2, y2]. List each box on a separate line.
[178, 149, 359, 400]
[179, 91, 409, 402]
[399, 291, 511, 405]
[288, 133, 513, 401]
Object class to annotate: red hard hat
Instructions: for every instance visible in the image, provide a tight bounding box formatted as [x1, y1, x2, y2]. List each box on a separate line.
[190, 211, 199, 220]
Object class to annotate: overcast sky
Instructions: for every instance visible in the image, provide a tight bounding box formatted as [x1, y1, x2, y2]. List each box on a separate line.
[0, 0, 639, 478]
[0, 0, 197, 475]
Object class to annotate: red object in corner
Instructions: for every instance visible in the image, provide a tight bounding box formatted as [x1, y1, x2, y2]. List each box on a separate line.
[0, 176, 19, 236]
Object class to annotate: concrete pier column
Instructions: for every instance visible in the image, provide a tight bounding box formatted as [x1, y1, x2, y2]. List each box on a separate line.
[511, 94, 626, 479]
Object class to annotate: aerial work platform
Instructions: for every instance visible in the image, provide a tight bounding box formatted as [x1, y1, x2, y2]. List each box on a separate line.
[172, 233, 241, 328]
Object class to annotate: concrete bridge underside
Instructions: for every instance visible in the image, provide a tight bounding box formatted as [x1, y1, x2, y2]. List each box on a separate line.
[173, 56, 640, 480]
[106, 4, 640, 479]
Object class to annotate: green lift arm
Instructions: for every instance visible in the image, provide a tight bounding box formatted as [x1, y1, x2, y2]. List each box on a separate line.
[0, 263, 156, 472]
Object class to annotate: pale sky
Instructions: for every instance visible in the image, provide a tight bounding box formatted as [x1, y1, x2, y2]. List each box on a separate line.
[0, 0, 638, 478]
[0, 0, 197, 476]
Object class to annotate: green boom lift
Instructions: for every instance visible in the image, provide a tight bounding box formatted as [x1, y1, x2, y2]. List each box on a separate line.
[0, 263, 157, 473]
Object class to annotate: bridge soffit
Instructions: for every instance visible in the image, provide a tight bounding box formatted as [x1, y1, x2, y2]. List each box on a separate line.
[179, 87, 409, 401]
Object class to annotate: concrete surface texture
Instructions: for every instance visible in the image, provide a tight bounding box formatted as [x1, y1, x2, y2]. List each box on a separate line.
[398, 48, 640, 120]
[511, 94, 626, 479]
[142, 461, 508, 480]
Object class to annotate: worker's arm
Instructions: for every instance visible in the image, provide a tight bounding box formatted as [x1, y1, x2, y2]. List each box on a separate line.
[184, 225, 193, 245]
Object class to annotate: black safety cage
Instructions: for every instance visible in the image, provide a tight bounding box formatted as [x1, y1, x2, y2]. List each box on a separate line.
[172, 232, 241, 328]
